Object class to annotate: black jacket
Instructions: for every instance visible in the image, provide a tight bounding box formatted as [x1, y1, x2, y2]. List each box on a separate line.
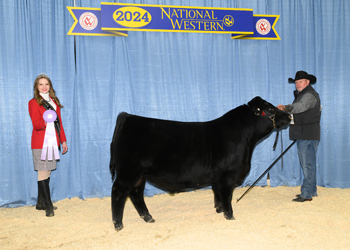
[289, 85, 321, 140]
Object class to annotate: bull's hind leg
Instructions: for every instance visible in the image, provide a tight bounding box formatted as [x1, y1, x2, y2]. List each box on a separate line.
[129, 179, 155, 223]
[111, 179, 132, 231]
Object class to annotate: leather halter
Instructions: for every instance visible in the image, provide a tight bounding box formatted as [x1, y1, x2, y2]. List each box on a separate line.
[254, 108, 279, 150]
[254, 108, 277, 129]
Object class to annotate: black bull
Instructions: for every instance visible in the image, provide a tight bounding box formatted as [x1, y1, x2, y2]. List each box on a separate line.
[109, 97, 290, 231]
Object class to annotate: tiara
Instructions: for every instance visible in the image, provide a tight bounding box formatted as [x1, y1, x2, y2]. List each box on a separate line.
[36, 73, 49, 79]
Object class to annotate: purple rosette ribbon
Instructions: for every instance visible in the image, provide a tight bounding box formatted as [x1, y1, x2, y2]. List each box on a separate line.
[41, 110, 60, 161]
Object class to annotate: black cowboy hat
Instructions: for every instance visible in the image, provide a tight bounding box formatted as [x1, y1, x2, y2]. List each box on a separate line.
[288, 71, 317, 84]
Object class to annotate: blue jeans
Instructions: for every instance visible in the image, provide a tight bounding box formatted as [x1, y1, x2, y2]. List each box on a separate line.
[297, 140, 319, 199]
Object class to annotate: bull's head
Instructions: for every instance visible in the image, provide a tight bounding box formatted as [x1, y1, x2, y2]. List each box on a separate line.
[248, 96, 291, 128]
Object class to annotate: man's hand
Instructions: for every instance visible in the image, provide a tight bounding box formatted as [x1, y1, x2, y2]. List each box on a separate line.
[277, 104, 285, 111]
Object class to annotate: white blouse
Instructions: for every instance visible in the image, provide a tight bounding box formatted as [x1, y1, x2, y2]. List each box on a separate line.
[40, 92, 57, 110]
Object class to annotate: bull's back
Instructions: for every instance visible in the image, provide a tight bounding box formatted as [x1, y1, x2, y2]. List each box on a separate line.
[112, 114, 213, 187]
[117, 115, 210, 162]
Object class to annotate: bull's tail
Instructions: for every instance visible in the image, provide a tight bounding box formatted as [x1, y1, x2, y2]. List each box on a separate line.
[110, 112, 129, 182]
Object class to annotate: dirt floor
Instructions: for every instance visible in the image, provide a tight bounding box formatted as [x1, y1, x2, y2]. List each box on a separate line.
[1, 185, 349, 250]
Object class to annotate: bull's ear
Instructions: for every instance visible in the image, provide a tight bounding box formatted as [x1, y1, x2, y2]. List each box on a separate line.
[248, 96, 264, 114]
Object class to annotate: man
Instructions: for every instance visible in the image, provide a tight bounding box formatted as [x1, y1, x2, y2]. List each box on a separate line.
[277, 71, 321, 202]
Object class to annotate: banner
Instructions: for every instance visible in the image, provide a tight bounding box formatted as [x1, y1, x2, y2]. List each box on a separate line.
[67, 3, 279, 40]
[231, 15, 280, 40]
[101, 3, 254, 35]
[67, 7, 128, 36]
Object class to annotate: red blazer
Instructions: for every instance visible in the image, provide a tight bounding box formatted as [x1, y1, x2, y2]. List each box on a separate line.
[28, 98, 67, 149]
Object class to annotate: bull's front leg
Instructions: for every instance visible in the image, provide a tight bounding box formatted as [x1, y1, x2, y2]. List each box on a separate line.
[212, 183, 223, 213]
[217, 176, 236, 220]
[221, 189, 234, 220]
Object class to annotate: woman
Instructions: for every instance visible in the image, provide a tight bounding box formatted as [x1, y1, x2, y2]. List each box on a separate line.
[28, 73, 68, 217]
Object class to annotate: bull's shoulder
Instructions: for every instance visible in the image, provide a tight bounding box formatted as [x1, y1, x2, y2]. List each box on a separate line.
[220, 105, 255, 122]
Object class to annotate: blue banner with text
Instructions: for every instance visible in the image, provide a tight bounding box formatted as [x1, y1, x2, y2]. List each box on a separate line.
[67, 3, 279, 40]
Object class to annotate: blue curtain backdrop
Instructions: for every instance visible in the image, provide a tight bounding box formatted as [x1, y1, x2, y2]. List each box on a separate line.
[0, 0, 349, 207]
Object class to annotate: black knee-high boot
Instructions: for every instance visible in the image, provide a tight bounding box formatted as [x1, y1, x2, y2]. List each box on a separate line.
[36, 179, 57, 211]
[36, 181, 45, 210]
[47, 177, 57, 210]
[38, 179, 54, 217]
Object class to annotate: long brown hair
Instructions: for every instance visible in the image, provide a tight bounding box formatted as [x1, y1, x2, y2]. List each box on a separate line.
[33, 74, 63, 108]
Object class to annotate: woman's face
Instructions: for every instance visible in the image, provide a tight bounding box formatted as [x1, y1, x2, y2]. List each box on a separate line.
[37, 78, 50, 94]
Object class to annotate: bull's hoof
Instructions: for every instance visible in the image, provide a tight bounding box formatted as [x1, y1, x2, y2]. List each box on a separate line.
[147, 218, 155, 223]
[224, 212, 235, 220]
[114, 222, 124, 231]
[224, 214, 235, 220]
[215, 207, 223, 213]
[141, 214, 155, 223]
